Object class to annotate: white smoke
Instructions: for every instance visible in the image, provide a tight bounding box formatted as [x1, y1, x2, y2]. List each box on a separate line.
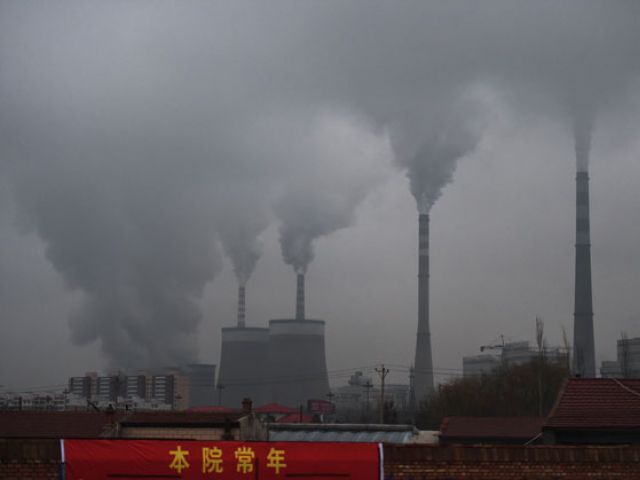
[274, 111, 390, 274]
[389, 94, 486, 214]
[572, 112, 594, 173]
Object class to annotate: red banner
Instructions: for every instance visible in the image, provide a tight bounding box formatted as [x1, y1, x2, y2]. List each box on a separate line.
[63, 439, 380, 480]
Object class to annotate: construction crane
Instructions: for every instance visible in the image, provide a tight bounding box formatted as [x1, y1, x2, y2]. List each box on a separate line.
[480, 334, 505, 352]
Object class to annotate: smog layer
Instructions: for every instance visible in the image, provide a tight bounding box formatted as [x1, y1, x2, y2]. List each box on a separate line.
[1, 1, 639, 384]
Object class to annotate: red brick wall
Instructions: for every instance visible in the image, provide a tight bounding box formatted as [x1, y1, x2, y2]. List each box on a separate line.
[384, 444, 640, 479]
[0, 439, 60, 480]
[0, 461, 59, 480]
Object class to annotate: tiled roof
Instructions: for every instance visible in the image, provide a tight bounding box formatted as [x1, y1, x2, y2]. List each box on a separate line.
[275, 413, 313, 423]
[268, 423, 417, 443]
[545, 378, 640, 429]
[120, 411, 244, 426]
[0, 411, 123, 439]
[188, 405, 241, 414]
[254, 403, 297, 414]
[439, 417, 545, 440]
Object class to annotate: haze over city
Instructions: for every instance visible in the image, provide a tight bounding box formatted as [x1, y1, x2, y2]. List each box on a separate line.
[1, 1, 639, 392]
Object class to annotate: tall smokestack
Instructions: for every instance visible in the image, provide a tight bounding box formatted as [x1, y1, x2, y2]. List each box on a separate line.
[237, 284, 246, 328]
[413, 213, 434, 401]
[296, 273, 305, 320]
[573, 171, 595, 377]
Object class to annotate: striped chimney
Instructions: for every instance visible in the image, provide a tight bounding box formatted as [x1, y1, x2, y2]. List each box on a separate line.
[413, 213, 435, 402]
[237, 284, 246, 328]
[573, 170, 595, 377]
[295, 273, 305, 321]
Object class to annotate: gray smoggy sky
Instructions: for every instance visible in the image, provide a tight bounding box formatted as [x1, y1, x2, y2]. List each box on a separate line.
[1, 1, 639, 391]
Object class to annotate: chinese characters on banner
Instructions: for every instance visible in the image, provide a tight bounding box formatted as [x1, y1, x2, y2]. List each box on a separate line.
[63, 439, 380, 480]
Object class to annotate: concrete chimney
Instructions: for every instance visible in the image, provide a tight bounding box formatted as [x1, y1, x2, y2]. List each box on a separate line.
[237, 284, 246, 328]
[413, 213, 434, 402]
[573, 170, 596, 377]
[295, 273, 305, 321]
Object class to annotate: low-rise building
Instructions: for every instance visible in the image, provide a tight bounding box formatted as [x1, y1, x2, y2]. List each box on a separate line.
[543, 378, 640, 444]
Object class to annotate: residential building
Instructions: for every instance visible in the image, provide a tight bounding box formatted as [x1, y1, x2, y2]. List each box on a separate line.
[463, 341, 568, 377]
[600, 336, 640, 378]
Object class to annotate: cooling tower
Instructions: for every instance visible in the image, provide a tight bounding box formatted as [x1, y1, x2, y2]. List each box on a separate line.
[268, 318, 330, 407]
[413, 213, 434, 402]
[216, 327, 269, 406]
[572, 171, 596, 377]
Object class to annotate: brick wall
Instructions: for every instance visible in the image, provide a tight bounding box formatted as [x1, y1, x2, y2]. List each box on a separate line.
[384, 444, 640, 479]
[0, 439, 59, 480]
[4, 440, 640, 479]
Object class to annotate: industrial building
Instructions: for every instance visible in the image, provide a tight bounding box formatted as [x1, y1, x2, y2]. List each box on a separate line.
[600, 336, 640, 378]
[462, 341, 568, 377]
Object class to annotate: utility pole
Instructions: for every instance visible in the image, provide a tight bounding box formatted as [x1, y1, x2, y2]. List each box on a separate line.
[535, 317, 545, 417]
[480, 334, 506, 368]
[363, 381, 373, 423]
[375, 365, 389, 424]
[217, 384, 225, 406]
[408, 367, 416, 417]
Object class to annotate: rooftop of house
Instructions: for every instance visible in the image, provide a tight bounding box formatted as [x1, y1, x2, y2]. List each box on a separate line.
[544, 378, 640, 430]
[187, 405, 241, 414]
[268, 423, 418, 443]
[0, 411, 123, 439]
[119, 410, 245, 427]
[254, 403, 298, 415]
[439, 417, 545, 441]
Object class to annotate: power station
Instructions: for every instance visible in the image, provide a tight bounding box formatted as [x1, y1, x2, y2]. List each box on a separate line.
[217, 273, 330, 407]
[217, 156, 600, 408]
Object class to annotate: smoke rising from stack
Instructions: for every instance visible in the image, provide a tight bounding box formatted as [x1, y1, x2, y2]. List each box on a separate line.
[572, 111, 594, 173]
[390, 100, 484, 214]
[274, 113, 389, 275]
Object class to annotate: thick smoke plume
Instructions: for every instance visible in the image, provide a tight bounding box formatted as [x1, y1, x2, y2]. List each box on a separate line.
[276, 190, 353, 274]
[220, 231, 263, 286]
[572, 113, 594, 173]
[274, 113, 389, 274]
[218, 199, 267, 286]
[389, 100, 484, 214]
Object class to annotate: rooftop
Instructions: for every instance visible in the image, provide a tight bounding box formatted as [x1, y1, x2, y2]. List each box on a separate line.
[120, 411, 244, 427]
[545, 378, 640, 429]
[268, 423, 418, 443]
[439, 417, 545, 442]
[0, 411, 123, 439]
